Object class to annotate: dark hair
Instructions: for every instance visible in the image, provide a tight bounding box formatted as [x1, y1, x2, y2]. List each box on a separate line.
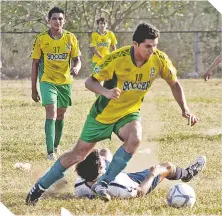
[96, 17, 107, 25]
[48, 6, 65, 20]
[75, 149, 101, 181]
[133, 23, 160, 44]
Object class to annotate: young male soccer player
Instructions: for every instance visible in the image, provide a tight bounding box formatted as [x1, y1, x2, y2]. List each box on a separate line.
[90, 17, 117, 69]
[26, 23, 199, 204]
[203, 53, 222, 81]
[31, 7, 81, 160]
[74, 149, 206, 199]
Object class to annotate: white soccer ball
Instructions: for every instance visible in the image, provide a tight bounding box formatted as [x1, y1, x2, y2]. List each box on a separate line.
[166, 183, 196, 208]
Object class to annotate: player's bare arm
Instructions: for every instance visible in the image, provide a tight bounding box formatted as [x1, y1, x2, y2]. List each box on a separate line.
[71, 56, 81, 76]
[91, 47, 102, 59]
[167, 80, 199, 126]
[203, 53, 222, 81]
[31, 59, 40, 102]
[110, 44, 116, 51]
[85, 76, 121, 99]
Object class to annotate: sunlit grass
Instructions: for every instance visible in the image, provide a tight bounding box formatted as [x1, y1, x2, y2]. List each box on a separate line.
[1, 79, 222, 215]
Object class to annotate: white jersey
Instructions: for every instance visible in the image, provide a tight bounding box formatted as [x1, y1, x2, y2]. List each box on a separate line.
[74, 172, 139, 198]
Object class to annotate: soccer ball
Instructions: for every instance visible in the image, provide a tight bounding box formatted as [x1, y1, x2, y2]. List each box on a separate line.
[166, 183, 196, 208]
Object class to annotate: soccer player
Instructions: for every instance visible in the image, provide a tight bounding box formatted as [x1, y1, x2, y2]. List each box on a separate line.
[26, 23, 199, 205]
[90, 17, 117, 69]
[75, 149, 206, 199]
[31, 7, 81, 160]
[203, 53, 222, 81]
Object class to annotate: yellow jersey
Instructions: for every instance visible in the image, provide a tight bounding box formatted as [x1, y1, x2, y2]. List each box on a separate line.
[90, 46, 177, 124]
[31, 30, 81, 84]
[90, 30, 117, 64]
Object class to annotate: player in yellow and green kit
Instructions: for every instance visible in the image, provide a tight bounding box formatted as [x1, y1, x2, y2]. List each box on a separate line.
[26, 23, 199, 205]
[90, 17, 117, 69]
[31, 6, 81, 160]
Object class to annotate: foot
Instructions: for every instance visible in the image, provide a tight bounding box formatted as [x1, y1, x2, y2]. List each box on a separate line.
[91, 181, 111, 202]
[25, 183, 46, 205]
[47, 153, 57, 161]
[181, 155, 206, 182]
[54, 147, 60, 155]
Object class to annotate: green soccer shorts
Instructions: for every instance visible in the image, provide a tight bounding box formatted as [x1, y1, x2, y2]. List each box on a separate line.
[80, 112, 141, 143]
[40, 82, 72, 108]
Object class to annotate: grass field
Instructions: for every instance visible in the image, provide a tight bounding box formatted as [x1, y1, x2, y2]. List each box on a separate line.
[1, 79, 222, 215]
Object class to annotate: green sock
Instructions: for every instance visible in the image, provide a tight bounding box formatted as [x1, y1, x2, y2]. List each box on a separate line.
[45, 119, 56, 154]
[54, 119, 64, 149]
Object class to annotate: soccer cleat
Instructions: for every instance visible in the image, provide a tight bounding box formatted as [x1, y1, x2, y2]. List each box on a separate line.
[91, 181, 111, 202]
[181, 155, 206, 182]
[25, 183, 46, 205]
[47, 153, 57, 161]
[54, 147, 60, 155]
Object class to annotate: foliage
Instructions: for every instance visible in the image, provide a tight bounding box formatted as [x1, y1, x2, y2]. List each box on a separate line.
[1, 1, 221, 78]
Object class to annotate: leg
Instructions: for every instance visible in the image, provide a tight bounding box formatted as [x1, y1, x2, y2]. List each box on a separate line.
[92, 120, 142, 201]
[135, 163, 174, 196]
[26, 139, 96, 205]
[160, 155, 206, 182]
[54, 108, 67, 151]
[100, 120, 142, 183]
[45, 104, 57, 158]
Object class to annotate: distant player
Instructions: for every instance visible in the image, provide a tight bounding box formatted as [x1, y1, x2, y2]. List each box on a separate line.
[75, 149, 206, 199]
[90, 17, 117, 69]
[26, 23, 199, 205]
[203, 53, 222, 81]
[31, 7, 81, 160]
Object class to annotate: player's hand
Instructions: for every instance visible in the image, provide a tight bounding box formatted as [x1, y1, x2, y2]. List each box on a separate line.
[103, 87, 121, 99]
[203, 70, 212, 81]
[71, 67, 79, 76]
[182, 110, 199, 126]
[32, 90, 40, 102]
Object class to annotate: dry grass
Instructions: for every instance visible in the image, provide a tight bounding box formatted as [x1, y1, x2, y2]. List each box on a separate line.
[1, 79, 222, 215]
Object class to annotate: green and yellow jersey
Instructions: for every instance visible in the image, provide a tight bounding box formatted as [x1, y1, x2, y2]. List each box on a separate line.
[31, 30, 81, 84]
[90, 46, 177, 124]
[90, 30, 117, 64]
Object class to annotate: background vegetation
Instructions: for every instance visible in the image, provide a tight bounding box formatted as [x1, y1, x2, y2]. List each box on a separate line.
[1, 1, 222, 79]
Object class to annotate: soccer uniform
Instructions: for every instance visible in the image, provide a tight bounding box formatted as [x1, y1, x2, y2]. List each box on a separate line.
[31, 30, 81, 107]
[90, 30, 117, 67]
[90, 46, 177, 124]
[74, 170, 160, 199]
[80, 46, 177, 143]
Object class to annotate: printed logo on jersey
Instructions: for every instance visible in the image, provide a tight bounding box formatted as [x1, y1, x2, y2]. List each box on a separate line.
[150, 67, 156, 77]
[123, 81, 150, 91]
[66, 43, 71, 51]
[47, 53, 68, 61]
[93, 66, 101, 73]
[97, 42, 109, 47]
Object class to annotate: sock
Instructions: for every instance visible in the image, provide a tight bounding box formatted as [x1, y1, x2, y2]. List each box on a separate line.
[45, 119, 56, 154]
[167, 167, 189, 180]
[54, 120, 64, 149]
[38, 159, 66, 189]
[98, 146, 132, 184]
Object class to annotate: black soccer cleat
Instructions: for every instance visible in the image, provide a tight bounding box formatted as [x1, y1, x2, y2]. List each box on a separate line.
[25, 183, 46, 205]
[181, 155, 206, 182]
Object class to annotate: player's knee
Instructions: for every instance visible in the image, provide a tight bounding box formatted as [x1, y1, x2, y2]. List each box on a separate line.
[131, 135, 142, 147]
[57, 113, 65, 120]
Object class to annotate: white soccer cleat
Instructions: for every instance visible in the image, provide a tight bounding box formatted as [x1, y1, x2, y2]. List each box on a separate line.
[182, 155, 206, 182]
